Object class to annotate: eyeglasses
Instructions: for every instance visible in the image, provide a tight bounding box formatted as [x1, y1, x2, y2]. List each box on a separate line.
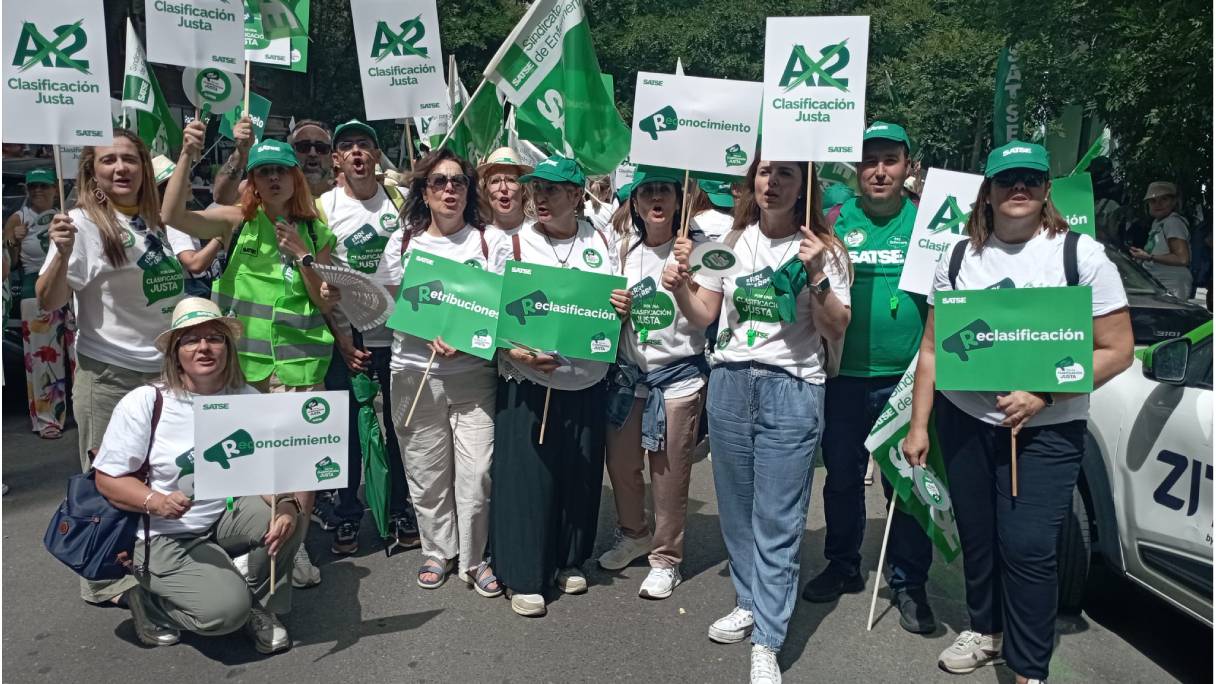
[179, 333, 228, 351]
[992, 170, 1046, 189]
[427, 173, 470, 191]
[336, 138, 377, 153]
[488, 175, 520, 189]
[292, 141, 331, 155]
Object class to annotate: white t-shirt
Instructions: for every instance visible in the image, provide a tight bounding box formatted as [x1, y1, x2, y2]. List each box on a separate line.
[928, 229, 1128, 427]
[39, 209, 185, 372]
[319, 186, 404, 347]
[1143, 213, 1192, 299]
[486, 222, 524, 237]
[498, 219, 620, 391]
[165, 226, 223, 279]
[94, 383, 260, 538]
[690, 209, 734, 242]
[17, 205, 54, 276]
[620, 234, 707, 399]
[387, 224, 511, 375]
[695, 222, 852, 385]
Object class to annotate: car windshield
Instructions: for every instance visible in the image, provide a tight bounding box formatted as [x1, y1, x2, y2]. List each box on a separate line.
[1105, 246, 1165, 295]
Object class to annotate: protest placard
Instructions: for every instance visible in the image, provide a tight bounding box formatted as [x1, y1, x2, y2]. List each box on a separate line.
[181, 67, 243, 117]
[244, 0, 310, 72]
[220, 92, 271, 142]
[935, 286, 1094, 393]
[386, 250, 503, 360]
[761, 16, 870, 162]
[350, 0, 448, 120]
[193, 391, 349, 500]
[898, 168, 985, 295]
[498, 261, 626, 363]
[145, 0, 245, 72]
[2, 1, 113, 147]
[630, 72, 762, 177]
[1051, 172, 1097, 238]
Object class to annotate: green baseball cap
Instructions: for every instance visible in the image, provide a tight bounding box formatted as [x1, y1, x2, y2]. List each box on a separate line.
[519, 155, 586, 186]
[615, 182, 634, 203]
[333, 119, 380, 148]
[246, 139, 299, 172]
[25, 168, 55, 186]
[631, 169, 683, 192]
[985, 140, 1050, 177]
[862, 121, 912, 148]
[698, 179, 734, 208]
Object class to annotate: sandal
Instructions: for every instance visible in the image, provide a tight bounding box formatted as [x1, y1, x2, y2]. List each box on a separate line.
[39, 426, 62, 440]
[465, 561, 503, 598]
[416, 557, 451, 589]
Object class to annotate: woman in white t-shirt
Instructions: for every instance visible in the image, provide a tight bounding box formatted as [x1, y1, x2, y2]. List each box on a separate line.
[489, 155, 631, 619]
[1130, 181, 1192, 299]
[94, 297, 304, 654]
[600, 170, 707, 601]
[384, 149, 511, 597]
[902, 141, 1133, 683]
[688, 179, 737, 242]
[664, 158, 851, 680]
[476, 147, 532, 235]
[5, 168, 74, 439]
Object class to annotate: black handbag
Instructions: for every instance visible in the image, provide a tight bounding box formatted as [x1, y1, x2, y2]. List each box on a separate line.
[43, 388, 163, 581]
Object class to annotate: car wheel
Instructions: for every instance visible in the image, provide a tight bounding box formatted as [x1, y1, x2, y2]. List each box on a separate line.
[1057, 486, 1092, 614]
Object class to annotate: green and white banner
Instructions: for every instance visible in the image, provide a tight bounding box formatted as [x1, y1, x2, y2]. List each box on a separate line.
[1050, 173, 1096, 238]
[898, 168, 984, 295]
[244, 0, 309, 72]
[2, 1, 113, 146]
[863, 356, 961, 562]
[385, 250, 503, 361]
[630, 72, 762, 177]
[761, 15, 870, 162]
[483, 0, 630, 175]
[992, 45, 1023, 147]
[935, 286, 1094, 393]
[220, 91, 271, 142]
[193, 391, 350, 499]
[145, 0, 245, 71]
[121, 20, 155, 114]
[350, 0, 447, 120]
[498, 261, 626, 363]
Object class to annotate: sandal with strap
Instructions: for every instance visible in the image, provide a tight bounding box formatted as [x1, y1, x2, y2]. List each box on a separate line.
[465, 561, 503, 598]
[416, 558, 451, 589]
[39, 425, 62, 440]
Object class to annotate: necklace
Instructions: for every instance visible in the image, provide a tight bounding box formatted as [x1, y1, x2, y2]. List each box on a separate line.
[745, 223, 798, 348]
[541, 224, 578, 268]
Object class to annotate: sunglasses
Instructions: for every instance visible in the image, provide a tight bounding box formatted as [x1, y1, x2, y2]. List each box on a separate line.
[292, 141, 331, 155]
[336, 138, 376, 153]
[992, 170, 1046, 189]
[427, 173, 469, 191]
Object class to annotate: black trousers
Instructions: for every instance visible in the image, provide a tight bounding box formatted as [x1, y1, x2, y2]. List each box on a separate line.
[935, 393, 1084, 680]
[490, 378, 607, 595]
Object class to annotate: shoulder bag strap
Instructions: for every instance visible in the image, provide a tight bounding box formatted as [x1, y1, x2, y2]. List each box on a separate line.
[948, 239, 968, 290]
[724, 228, 744, 249]
[1063, 230, 1081, 287]
[511, 233, 521, 261]
[478, 227, 489, 260]
[139, 387, 163, 577]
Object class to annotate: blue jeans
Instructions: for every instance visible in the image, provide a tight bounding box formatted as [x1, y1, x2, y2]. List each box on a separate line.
[821, 375, 932, 590]
[707, 363, 825, 651]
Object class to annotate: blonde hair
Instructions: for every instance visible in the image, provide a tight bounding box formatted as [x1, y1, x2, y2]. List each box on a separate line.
[965, 178, 1069, 249]
[161, 323, 246, 398]
[76, 129, 163, 267]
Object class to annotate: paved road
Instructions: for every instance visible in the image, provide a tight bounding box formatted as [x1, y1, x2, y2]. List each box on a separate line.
[3, 414, 1210, 682]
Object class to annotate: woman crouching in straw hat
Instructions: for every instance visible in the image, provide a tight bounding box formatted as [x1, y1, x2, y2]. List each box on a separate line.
[93, 297, 306, 655]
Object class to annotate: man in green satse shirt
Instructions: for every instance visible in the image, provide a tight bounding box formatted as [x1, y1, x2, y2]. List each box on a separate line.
[802, 122, 936, 634]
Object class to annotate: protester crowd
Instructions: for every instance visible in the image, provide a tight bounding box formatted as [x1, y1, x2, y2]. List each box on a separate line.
[10, 112, 1139, 684]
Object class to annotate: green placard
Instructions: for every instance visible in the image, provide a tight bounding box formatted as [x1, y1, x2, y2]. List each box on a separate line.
[935, 287, 1094, 392]
[1050, 173, 1096, 238]
[220, 92, 272, 143]
[498, 261, 627, 363]
[385, 250, 503, 360]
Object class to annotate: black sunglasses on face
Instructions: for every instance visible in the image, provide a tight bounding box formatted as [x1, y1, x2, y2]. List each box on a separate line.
[427, 174, 469, 191]
[993, 170, 1046, 189]
[292, 141, 331, 155]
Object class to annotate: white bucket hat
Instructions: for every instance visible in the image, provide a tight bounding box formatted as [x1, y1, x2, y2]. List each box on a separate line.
[155, 297, 243, 353]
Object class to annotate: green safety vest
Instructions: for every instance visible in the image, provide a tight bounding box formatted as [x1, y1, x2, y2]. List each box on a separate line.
[212, 210, 333, 386]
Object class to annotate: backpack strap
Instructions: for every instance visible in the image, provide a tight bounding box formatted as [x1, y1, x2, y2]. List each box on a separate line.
[385, 184, 406, 213]
[1063, 230, 1081, 287]
[400, 229, 411, 256]
[724, 228, 744, 249]
[478, 227, 488, 260]
[947, 239, 968, 290]
[511, 233, 521, 261]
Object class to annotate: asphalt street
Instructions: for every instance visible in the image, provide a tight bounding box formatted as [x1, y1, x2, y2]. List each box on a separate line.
[3, 413, 1211, 683]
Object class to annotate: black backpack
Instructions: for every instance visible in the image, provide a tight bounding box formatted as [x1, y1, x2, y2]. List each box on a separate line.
[947, 231, 1081, 290]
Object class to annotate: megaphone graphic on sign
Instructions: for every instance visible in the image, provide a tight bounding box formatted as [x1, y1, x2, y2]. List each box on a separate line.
[639, 106, 679, 140]
[941, 319, 993, 362]
[401, 280, 445, 311]
[203, 429, 254, 470]
[505, 290, 549, 325]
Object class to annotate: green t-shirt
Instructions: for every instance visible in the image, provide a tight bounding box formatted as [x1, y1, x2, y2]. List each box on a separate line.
[833, 197, 927, 377]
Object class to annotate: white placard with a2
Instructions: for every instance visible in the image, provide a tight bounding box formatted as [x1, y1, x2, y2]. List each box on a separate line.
[898, 168, 985, 295]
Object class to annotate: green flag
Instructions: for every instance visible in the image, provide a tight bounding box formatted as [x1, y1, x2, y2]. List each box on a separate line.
[992, 45, 1023, 147]
[443, 64, 505, 163]
[133, 66, 182, 156]
[255, 0, 307, 39]
[483, 0, 629, 175]
[1071, 126, 1111, 176]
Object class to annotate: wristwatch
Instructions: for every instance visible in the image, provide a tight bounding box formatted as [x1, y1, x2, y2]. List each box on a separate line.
[297, 253, 316, 269]
[811, 275, 831, 295]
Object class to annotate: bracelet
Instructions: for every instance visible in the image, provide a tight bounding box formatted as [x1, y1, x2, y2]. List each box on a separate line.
[142, 491, 156, 514]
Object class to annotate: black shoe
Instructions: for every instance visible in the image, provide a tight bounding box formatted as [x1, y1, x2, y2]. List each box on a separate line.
[392, 513, 421, 551]
[311, 495, 339, 531]
[891, 587, 937, 634]
[801, 566, 865, 602]
[331, 521, 359, 555]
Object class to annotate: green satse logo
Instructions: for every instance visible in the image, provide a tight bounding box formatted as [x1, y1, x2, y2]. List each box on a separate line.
[590, 332, 612, 354]
[724, 144, 748, 167]
[196, 69, 232, 103]
[463, 259, 483, 269]
[639, 105, 678, 140]
[1055, 356, 1085, 384]
[12, 20, 91, 74]
[716, 328, 732, 350]
[504, 289, 549, 325]
[302, 397, 330, 424]
[315, 456, 341, 482]
[779, 40, 851, 92]
[203, 429, 255, 470]
[471, 328, 493, 350]
[401, 279, 444, 311]
[941, 319, 994, 361]
[582, 249, 603, 268]
[927, 196, 970, 235]
[913, 467, 951, 511]
[702, 249, 736, 271]
[371, 16, 429, 61]
[380, 213, 399, 231]
[843, 228, 867, 248]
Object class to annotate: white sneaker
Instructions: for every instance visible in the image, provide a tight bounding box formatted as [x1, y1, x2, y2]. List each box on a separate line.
[246, 606, 290, 654]
[231, 552, 250, 579]
[639, 566, 681, 599]
[556, 567, 588, 594]
[597, 530, 653, 570]
[708, 606, 754, 644]
[510, 592, 547, 617]
[750, 645, 782, 684]
[938, 630, 1003, 674]
[291, 544, 321, 589]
